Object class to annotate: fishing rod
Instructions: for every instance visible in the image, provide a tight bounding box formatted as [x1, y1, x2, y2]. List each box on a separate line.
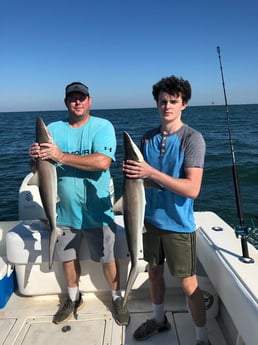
[216, 46, 254, 263]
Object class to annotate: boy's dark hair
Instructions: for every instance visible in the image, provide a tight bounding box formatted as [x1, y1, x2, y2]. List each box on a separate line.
[152, 75, 191, 104]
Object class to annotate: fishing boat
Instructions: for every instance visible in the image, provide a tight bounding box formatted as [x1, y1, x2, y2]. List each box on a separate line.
[0, 172, 257, 345]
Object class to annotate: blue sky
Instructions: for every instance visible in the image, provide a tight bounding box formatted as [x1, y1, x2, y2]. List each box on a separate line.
[1, 0, 257, 112]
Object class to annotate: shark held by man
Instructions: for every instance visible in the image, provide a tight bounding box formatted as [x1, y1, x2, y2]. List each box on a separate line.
[28, 116, 62, 269]
[113, 131, 146, 306]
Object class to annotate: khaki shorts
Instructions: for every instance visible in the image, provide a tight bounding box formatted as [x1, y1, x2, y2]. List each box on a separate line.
[54, 222, 117, 263]
[143, 221, 197, 278]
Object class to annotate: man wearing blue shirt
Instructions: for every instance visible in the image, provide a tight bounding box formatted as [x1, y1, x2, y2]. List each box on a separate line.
[123, 76, 208, 345]
[30, 82, 129, 326]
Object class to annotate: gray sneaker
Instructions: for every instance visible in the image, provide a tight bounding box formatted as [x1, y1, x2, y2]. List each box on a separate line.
[133, 315, 171, 341]
[112, 297, 130, 326]
[53, 293, 84, 324]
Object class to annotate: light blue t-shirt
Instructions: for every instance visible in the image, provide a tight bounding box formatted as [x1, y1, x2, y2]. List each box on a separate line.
[48, 116, 116, 229]
[141, 124, 205, 233]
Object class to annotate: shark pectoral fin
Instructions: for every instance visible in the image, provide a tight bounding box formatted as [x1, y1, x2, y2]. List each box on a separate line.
[142, 225, 147, 234]
[112, 196, 124, 214]
[27, 171, 39, 186]
[144, 178, 164, 190]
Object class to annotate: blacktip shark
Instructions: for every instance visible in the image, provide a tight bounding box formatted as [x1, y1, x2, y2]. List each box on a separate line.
[113, 131, 162, 307]
[28, 116, 62, 269]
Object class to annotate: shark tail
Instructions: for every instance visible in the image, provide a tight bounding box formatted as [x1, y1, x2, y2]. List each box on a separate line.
[49, 227, 63, 270]
[123, 263, 140, 307]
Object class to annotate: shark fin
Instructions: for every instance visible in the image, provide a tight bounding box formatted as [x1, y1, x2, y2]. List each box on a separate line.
[27, 172, 39, 186]
[49, 226, 63, 270]
[112, 196, 124, 214]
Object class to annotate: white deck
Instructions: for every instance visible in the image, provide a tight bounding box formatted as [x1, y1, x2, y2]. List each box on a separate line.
[0, 289, 226, 345]
[2, 211, 258, 345]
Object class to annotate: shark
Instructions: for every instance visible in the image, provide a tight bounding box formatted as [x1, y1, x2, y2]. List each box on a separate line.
[28, 116, 62, 269]
[113, 131, 161, 306]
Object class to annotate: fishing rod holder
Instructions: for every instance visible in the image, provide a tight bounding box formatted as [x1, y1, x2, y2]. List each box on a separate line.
[234, 225, 255, 263]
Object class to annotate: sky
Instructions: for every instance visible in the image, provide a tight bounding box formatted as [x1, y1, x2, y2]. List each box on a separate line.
[1, 0, 258, 112]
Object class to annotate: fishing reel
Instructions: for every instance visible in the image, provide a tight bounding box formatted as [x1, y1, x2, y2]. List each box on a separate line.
[234, 225, 257, 239]
[234, 223, 257, 263]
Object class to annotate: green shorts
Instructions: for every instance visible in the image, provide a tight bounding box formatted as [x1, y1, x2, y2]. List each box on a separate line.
[143, 221, 197, 278]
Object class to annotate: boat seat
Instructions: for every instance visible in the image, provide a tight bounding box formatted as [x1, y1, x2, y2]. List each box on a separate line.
[6, 218, 128, 264]
[5, 216, 135, 296]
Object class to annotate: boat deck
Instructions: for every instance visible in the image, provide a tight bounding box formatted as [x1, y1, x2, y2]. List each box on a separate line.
[1, 289, 227, 345]
[2, 211, 258, 345]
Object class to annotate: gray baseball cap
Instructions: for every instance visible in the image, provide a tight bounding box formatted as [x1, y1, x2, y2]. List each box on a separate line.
[65, 82, 89, 98]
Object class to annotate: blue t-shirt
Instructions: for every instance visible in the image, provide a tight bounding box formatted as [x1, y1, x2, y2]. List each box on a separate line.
[48, 116, 116, 229]
[141, 124, 205, 233]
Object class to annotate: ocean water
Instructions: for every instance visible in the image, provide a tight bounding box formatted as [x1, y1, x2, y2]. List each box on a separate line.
[0, 104, 258, 248]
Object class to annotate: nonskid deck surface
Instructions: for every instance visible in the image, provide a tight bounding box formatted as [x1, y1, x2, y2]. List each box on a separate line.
[0, 291, 226, 345]
[1, 212, 236, 345]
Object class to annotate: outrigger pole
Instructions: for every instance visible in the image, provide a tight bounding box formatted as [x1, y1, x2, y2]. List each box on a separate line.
[216, 46, 254, 263]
